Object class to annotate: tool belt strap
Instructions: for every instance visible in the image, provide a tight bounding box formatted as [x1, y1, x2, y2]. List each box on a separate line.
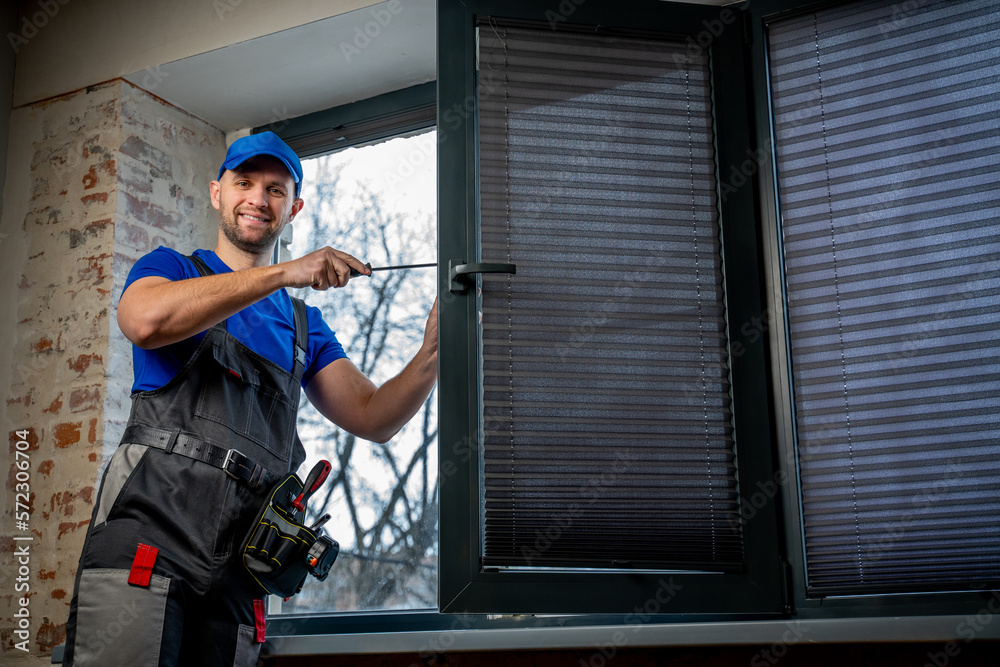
[122, 424, 279, 493]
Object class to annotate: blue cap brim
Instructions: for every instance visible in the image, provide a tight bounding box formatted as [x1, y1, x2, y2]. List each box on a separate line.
[217, 131, 303, 196]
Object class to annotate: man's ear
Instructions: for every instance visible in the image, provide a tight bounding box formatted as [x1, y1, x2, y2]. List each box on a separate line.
[209, 180, 222, 210]
[289, 197, 304, 221]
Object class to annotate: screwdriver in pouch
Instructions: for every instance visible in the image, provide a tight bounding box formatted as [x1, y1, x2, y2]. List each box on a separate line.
[310, 513, 331, 531]
[291, 460, 332, 514]
[349, 262, 436, 278]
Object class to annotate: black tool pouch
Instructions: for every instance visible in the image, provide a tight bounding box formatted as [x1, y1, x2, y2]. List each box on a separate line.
[241, 473, 339, 598]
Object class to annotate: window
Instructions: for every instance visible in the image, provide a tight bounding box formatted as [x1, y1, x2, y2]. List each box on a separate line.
[761, 0, 1000, 603]
[438, 0, 999, 617]
[268, 85, 439, 615]
[476, 23, 741, 574]
[438, 0, 782, 614]
[266, 0, 999, 648]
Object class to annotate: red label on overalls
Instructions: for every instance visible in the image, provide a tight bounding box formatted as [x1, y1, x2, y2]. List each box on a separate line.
[127, 543, 159, 587]
[254, 598, 266, 643]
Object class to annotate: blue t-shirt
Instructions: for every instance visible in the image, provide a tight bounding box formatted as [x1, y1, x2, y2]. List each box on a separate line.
[124, 247, 347, 393]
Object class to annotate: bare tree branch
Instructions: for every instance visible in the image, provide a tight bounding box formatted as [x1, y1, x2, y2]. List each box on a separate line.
[282, 144, 439, 613]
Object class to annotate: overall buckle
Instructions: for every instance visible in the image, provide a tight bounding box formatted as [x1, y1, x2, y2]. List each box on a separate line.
[223, 449, 249, 480]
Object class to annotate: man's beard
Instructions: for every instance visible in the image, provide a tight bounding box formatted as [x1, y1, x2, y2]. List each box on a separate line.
[219, 209, 285, 255]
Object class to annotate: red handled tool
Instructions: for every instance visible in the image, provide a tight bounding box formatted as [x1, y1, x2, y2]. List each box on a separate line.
[291, 460, 332, 513]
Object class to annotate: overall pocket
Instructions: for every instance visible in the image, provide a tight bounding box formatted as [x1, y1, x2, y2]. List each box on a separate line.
[72, 568, 170, 666]
[195, 343, 295, 461]
[233, 624, 262, 666]
[94, 444, 150, 527]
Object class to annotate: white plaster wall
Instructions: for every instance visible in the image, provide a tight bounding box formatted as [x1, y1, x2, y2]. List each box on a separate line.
[12, 0, 380, 106]
[103, 82, 223, 462]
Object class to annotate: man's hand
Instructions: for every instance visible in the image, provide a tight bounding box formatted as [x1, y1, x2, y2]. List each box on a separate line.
[420, 298, 439, 356]
[280, 247, 371, 290]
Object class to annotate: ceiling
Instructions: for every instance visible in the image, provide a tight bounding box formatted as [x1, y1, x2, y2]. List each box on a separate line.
[123, 0, 731, 133]
[125, 0, 436, 133]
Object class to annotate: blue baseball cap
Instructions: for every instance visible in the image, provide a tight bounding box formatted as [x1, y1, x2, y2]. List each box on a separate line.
[217, 131, 303, 196]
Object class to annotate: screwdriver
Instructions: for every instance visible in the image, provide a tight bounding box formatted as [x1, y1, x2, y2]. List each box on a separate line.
[349, 262, 436, 278]
[291, 460, 332, 513]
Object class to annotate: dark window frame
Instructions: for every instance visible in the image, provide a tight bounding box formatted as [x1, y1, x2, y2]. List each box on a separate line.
[254, 0, 998, 645]
[437, 0, 785, 616]
[748, 0, 1000, 619]
[270, 81, 436, 157]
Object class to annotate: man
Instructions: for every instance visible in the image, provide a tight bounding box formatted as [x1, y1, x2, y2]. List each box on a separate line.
[62, 132, 438, 666]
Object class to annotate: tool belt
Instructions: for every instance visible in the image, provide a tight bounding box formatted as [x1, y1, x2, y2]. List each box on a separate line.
[240, 462, 339, 598]
[123, 425, 340, 597]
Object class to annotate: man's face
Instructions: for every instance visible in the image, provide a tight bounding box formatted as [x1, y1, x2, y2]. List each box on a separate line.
[210, 155, 303, 255]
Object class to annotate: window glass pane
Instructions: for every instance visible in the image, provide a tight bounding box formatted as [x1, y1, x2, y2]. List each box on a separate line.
[477, 21, 741, 571]
[770, 0, 1000, 594]
[277, 129, 439, 613]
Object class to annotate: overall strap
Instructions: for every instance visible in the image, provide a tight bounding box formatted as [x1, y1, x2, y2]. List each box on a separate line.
[188, 253, 214, 277]
[188, 252, 309, 380]
[290, 296, 308, 380]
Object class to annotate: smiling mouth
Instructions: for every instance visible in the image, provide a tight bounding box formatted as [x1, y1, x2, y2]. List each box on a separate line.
[238, 212, 272, 225]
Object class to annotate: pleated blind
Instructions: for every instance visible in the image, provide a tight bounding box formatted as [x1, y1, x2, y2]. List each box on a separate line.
[477, 22, 741, 570]
[769, 0, 1000, 593]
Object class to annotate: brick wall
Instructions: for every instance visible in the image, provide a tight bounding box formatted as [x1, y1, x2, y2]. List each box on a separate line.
[0, 78, 223, 664]
[106, 81, 223, 457]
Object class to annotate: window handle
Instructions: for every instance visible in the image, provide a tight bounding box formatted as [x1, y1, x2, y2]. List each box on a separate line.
[448, 260, 516, 293]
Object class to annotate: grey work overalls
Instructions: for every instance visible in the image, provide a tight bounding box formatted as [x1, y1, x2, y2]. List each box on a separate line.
[63, 254, 308, 666]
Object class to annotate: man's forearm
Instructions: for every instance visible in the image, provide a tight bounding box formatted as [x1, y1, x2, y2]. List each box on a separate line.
[355, 301, 439, 443]
[362, 345, 438, 443]
[304, 343, 438, 445]
[118, 264, 288, 349]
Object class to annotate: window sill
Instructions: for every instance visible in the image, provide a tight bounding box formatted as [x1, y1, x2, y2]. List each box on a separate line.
[263, 613, 1000, 657]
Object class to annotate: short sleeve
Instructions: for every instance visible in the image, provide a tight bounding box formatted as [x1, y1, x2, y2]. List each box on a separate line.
[302, 304, 347, 387]
[124, 246, 199, 295]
